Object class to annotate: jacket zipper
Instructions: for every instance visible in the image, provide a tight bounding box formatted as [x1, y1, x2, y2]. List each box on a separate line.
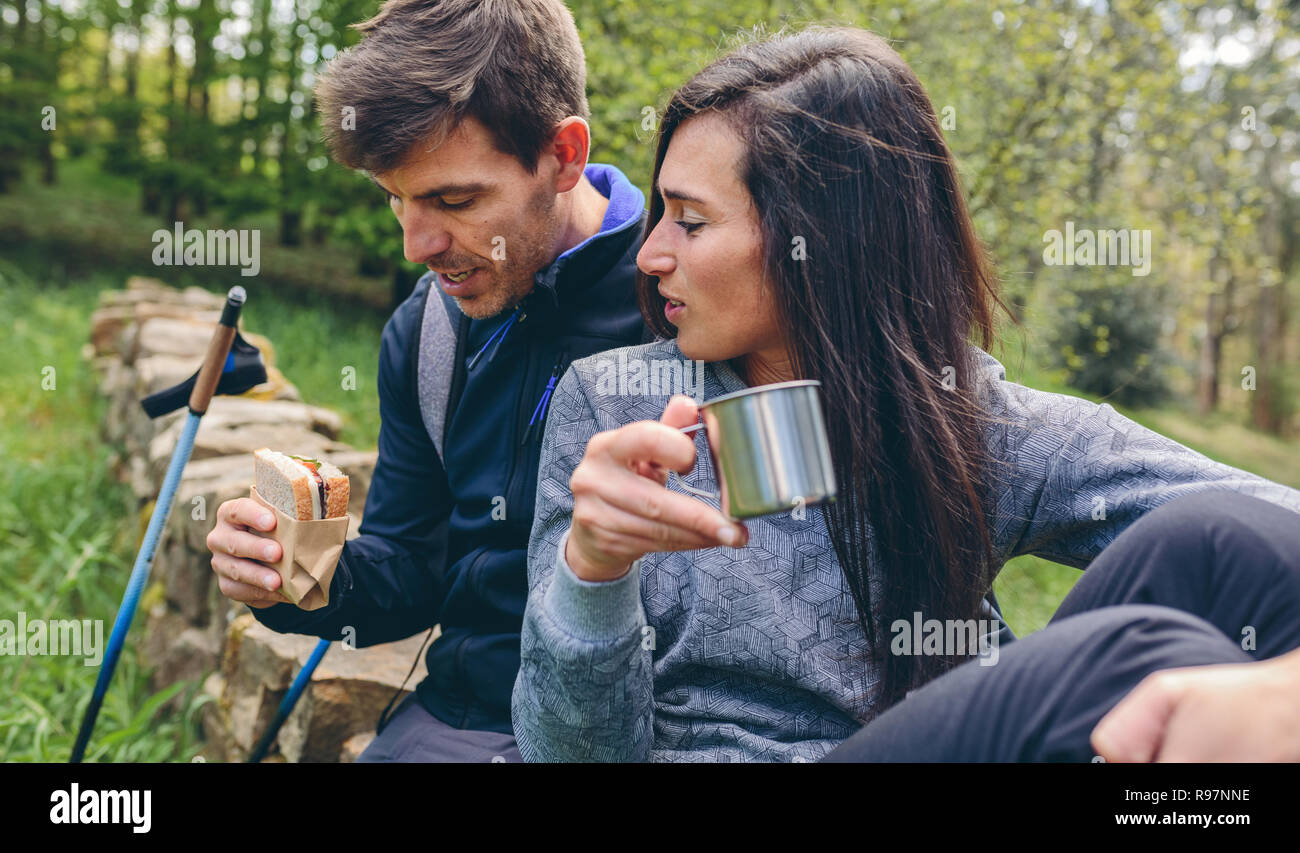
[521, 348, 569, 447]
[500, 323, 534, 529]
[468, 302, 525, 372]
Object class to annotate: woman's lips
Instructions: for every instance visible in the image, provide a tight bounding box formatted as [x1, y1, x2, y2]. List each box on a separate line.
[660, 288, 686, 323]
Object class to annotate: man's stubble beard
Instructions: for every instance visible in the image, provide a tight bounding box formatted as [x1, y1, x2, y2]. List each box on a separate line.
[453, 183, 563, 321]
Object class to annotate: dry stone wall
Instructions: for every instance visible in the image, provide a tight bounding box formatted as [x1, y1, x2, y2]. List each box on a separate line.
[87, 276, 432, 762]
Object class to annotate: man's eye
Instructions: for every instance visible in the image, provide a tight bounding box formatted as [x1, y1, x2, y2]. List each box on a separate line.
[440, 198, 474, 210]
[675, 220, 704, 235]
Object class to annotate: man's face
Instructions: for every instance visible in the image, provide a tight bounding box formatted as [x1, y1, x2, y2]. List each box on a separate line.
[373, 116, 563, 319]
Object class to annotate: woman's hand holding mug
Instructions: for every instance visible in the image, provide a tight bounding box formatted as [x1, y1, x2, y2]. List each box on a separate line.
[565, 395, 749, 582]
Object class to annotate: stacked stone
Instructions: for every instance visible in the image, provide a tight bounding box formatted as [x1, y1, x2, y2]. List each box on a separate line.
[86, 276, 431, 762]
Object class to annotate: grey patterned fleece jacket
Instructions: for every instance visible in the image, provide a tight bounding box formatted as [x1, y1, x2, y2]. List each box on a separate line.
[511, 339, 1300, 762]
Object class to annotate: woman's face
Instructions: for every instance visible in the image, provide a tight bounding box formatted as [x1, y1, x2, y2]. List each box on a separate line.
[636, 113, 786, 369]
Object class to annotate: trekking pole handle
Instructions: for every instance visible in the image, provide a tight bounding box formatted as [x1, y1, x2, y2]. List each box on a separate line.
[188, 286, 247, 415]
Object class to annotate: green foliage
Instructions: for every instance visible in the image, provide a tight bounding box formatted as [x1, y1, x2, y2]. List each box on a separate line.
[98, 96, 147, 177]
[1040, 278, 1177, 407]
[4, 2, 1295, 398]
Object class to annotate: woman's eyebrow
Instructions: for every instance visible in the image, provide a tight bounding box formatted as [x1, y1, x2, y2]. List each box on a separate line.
[657, 184, 709, 207]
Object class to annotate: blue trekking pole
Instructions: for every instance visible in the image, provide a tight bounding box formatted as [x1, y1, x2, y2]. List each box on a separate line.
[72, 285, 267, 763]
[248, 638, 331, 763]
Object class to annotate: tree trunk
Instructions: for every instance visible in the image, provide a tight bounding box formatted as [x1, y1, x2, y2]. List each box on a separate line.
[188, 0, 218, 216]
[278, 0, 304, 246]
[1197, 290, 1222, 416]
[36, 0, 56, 184]
[166, 3, 177, 150]
[1250, 278, 1285, 434]
[251, 0, 273, 177]
[1249, 140, 1295, 435]
[1197, 252, 1237, 416]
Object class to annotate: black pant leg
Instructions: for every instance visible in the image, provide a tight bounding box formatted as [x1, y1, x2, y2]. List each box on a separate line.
[1049, 490, 1300, 659]
[824, 489, 1300, 762]
[822, 604, 1250, 762]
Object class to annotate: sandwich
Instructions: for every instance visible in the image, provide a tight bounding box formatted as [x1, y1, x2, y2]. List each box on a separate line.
[253, 448, 350, 521]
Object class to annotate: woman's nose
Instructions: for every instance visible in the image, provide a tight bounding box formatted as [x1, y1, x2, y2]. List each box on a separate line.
[636, 218, 676, 278]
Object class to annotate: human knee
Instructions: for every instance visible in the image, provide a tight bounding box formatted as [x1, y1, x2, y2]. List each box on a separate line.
[1116, 489, 1290, 560]
[1053, 604, 1246, 666]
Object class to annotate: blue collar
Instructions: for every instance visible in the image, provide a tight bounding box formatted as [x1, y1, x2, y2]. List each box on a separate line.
[532, 163, 645, 305]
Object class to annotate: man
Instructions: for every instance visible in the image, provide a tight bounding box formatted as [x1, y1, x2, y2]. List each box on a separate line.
[205, 0, 648, 761]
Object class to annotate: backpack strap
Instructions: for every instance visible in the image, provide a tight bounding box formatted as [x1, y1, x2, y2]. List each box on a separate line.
[442, 291, 472, 449]
[414, 273, 470, 460]
[380, 275, 467, 736]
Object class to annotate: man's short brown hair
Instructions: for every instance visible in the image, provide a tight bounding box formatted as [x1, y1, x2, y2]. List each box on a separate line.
[317, 0, 590, 174]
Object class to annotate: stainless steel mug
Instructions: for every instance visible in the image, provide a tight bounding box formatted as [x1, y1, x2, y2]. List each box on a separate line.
[672, 380, 837, 521]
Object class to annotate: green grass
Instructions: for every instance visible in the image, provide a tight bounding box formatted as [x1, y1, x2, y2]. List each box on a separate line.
[0, 156, 395, 449]
[0, 256, 212, 761]
[1, 240, 388, 450]
[0, 242, 387, 761]
[0, 158, 399, 311]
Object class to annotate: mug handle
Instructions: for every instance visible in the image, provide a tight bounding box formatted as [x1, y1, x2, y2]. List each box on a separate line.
[668, 423, 720, 501]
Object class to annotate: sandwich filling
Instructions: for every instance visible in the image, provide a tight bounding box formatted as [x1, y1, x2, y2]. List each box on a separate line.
[288, 454, 326, 519]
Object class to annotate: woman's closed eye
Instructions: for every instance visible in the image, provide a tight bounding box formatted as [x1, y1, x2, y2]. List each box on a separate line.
[675, 220, 705, 235]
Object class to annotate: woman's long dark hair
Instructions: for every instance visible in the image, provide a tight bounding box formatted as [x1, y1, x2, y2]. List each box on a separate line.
[637, 26, 1021, 714]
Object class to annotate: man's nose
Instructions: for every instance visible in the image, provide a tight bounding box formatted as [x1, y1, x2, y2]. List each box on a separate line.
[401, 209, 454, 265]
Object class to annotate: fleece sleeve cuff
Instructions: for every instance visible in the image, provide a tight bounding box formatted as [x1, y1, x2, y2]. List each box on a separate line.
[542, 527, 644, 643]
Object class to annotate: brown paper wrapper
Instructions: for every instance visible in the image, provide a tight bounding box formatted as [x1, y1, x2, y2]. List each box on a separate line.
[249, 484, 349, 610]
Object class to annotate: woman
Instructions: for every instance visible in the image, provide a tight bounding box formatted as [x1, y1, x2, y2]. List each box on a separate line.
[510, 26, 1300, 761]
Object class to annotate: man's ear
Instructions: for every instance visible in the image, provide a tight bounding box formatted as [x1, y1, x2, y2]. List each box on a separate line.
[549, 116, 591, 193]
